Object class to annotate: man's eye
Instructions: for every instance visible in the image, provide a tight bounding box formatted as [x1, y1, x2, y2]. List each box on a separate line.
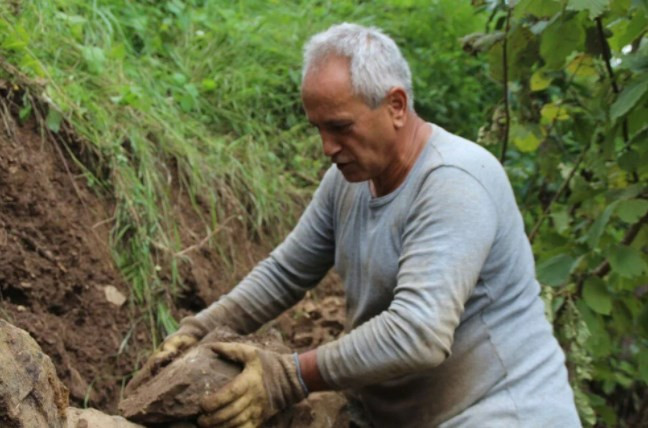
[331, 123, 351, 132]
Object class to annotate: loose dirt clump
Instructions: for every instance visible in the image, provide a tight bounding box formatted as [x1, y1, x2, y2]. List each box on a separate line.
[0, 92, 150, 412]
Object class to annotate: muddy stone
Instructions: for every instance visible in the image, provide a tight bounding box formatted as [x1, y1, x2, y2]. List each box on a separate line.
[120, 329, 349, 427]
[0, 319, 68, 428]
[119, 342, 242, 423]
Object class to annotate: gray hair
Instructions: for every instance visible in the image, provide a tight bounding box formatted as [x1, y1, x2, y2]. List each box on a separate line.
[302, 22, 414, 110]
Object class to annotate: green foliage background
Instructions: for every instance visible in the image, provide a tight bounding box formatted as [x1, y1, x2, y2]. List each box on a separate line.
[470, 0, 647, 425]
[0, 0, 646, 425]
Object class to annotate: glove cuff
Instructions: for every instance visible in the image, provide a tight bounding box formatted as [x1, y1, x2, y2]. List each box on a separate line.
[261, 352, 309, 416]
[174, 315, 210, 340]
[292, 352, 310, 396]
[175, 297, 261, 341]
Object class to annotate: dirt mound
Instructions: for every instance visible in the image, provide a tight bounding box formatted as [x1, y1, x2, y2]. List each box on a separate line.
[0, 94, 150, 411]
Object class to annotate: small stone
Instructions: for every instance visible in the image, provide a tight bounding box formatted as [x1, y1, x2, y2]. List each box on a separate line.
[104, 286, 127, 307]
[65, 408, 144, 428]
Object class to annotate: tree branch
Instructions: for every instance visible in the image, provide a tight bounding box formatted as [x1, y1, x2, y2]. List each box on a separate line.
[590, 210, 648, 278]
[528, 146, 587, 243]
[596, 17, 629, 143]
[499, 7, 512, 164]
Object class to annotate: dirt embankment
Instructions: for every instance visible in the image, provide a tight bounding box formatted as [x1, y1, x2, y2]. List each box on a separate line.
[0, 85, 347, 422]
[0, 93, 150, 411]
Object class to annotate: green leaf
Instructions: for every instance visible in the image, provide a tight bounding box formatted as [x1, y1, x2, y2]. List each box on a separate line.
[567, 0, 611, 19]
[566, 54, 598, 77]
[583, 277, 612, 315]
[616, 199, 648, 223]
[487, 42, 504, 83]
[46, 108, 62, 133]
[81, 46, 105, 74]
[171, 72, 187, 85]
[530, 70, 552, 91]
[507, 26, 539, 80]
[515, 0, 563, 18]
[639, 347, 648, 383]
[639, 303, 648, 339]
[608, 245, 648, 278]
[541, 103, 570, 122]
[487, 26, 538, 82]
[551, 208, 570, 234]
[540, 15, 586, 70]
[618, 8, 648, 48]
[537, 253, 578, 286]
[586, 202, 619, 248]
[201, 78, 217, 91]
[619, 149, 642, 172]
[511, 123, 541, 152]
[611, 75, 648, 120]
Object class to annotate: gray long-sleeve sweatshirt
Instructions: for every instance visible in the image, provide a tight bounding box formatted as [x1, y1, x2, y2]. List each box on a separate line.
[199, 124, 581, 427]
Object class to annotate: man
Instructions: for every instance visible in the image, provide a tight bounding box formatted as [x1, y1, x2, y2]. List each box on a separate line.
[147, 23, 581, 427]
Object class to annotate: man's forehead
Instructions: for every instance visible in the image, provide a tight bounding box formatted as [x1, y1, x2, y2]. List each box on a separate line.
[302, 55, 352, 93]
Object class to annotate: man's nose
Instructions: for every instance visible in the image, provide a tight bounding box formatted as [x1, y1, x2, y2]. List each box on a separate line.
[320, 131, 342, 158]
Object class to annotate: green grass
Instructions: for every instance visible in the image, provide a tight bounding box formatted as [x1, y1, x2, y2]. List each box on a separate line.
[0, 0, 494, 344]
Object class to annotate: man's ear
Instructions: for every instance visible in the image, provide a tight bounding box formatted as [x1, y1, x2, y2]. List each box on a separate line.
[386, 87, 408, 128]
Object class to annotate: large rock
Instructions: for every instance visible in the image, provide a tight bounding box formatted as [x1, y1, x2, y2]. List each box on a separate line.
[119, 342, 242, 423]
[120, 329, 349, 427]
[119, 328, 291, 425]
[0, 319, 68, 427]
[0, 320, 146, 428]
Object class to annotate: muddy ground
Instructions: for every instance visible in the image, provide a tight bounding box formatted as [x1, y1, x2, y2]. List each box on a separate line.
[0, 89, 344, 417]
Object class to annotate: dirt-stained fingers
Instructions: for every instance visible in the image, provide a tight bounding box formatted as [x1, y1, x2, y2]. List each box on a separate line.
[209, 341, 257, 363]
[201, 376, 251, 414]
[160, 334, 198, 357]
[199, 393, 252, 425]
[197, 396, 263, 427]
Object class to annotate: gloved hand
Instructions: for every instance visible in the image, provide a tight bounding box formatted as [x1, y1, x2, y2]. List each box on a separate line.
[126, 298, 260, 396]
[124, 318, 205, 395]
[197, 342, 309, 428]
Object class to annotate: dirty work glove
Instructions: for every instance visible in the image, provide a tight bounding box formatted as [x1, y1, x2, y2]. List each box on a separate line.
[124, 317, 205, 395]
[126, 298, 259, 395]
[198, 342, 309, 428]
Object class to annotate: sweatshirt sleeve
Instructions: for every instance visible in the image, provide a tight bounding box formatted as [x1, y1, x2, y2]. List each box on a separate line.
[317, 166, 498, 388]
[200, 167, 338, 334]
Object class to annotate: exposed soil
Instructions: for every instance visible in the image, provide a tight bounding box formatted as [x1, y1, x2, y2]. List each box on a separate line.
[0, 93, 150, 412]
[0, 86, 346, 422]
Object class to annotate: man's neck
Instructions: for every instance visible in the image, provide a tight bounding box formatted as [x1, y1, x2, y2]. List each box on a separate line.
[370, 116, 432, 197]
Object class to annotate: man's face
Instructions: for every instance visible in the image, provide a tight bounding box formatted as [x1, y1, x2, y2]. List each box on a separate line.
[301, 56, 398, 183]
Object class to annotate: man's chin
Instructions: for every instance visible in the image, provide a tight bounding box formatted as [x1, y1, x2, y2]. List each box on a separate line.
[337, 164, 366, 182]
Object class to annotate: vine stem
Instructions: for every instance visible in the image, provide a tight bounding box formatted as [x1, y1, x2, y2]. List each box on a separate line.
[589, 211, 648, 279]
[499, 6, 512, 164]
[528, 146, 587, 243]
[596, 17, 630, 143]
